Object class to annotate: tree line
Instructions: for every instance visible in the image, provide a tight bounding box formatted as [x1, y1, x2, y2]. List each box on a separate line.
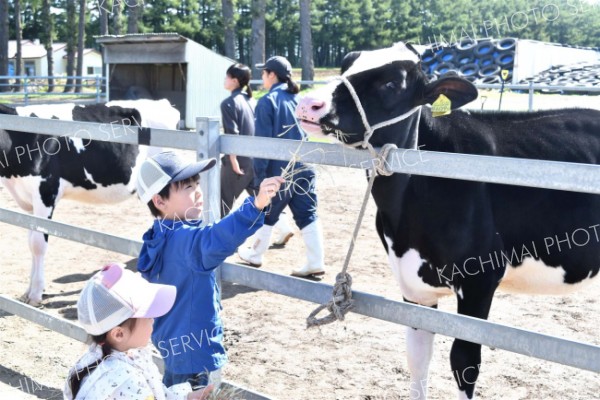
[0, 0, 599, 91]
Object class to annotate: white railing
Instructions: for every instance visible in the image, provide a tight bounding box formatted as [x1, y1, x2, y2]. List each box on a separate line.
[0, 75, 107, 105]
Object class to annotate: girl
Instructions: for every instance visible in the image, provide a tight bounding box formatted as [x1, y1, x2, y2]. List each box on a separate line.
[220, 63, 257, 217]
[64, 263, 212, 399]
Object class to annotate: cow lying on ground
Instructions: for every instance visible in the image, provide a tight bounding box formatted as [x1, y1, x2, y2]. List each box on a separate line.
[295, 43, 600, 399]
[0, 99, 180, 305]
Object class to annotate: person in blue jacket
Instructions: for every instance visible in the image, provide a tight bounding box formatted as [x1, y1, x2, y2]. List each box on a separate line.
[220, 62, 295, 246]
[237, 56, 325, 277]
[135, 151, 283, 390]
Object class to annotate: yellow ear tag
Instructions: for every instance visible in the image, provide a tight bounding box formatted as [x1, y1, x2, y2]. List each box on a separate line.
[431, 94, 452, 118]
[501, 69, 509, 81]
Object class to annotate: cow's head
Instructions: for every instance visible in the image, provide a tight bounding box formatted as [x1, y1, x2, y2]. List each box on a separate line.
[296, 42, 478, 148]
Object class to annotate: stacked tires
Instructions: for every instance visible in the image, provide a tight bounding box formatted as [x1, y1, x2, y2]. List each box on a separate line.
[421, 38, 515, 84]
[518, 61, 600, 94]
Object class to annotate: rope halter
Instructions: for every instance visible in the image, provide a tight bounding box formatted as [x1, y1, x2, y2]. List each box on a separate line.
[334, 74, 422, 176]
[306, 72, 424, 328]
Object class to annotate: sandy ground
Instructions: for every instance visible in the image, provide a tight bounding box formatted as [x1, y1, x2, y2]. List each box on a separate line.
[1, 93, 600, 399]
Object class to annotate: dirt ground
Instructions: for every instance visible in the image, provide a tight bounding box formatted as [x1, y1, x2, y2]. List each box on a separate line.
[0, 157, 599, 400]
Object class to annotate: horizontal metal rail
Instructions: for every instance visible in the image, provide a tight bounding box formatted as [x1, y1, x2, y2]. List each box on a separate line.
[220, 135, 600, 195]
[477, 82, 600, 93]
[0, 208, 142, 257]
[0, 295, 270, 400]
[0, 114, 198, 150]
[1, 114, 598, 195]
[251, 80, 600, 93]
[221, 262, 600, 373]
[1, 209, 598, 373]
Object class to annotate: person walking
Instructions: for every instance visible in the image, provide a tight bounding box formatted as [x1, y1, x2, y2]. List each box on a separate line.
[238, 56, 325, 277]
[220, 62, 294, 245]
[220, 63, 256, 217]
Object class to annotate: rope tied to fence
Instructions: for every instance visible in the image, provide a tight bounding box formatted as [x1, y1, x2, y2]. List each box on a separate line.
[307, 160, 382, 327]
[306, 73, 422, 327]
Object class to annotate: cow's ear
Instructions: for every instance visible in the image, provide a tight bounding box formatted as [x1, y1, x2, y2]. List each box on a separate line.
[341, 51, 362, 74]
[422, 75, 478, 109]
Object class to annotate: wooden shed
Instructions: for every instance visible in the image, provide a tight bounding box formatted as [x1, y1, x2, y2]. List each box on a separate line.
[96, 33, 233, 129]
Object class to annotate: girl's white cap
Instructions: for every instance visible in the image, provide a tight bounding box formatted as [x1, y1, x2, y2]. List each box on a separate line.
[77, 263, 176, 335]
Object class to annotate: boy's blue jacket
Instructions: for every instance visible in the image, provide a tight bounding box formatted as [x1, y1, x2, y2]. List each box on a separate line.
[137, 197, 264, 374]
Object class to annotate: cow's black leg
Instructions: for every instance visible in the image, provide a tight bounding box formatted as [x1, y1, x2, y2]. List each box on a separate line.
[451, 287, 496, 400]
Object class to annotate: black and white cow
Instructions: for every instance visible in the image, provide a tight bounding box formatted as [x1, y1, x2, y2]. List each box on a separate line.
[296, 43, 600, 399]
[0, 99, 180, 305]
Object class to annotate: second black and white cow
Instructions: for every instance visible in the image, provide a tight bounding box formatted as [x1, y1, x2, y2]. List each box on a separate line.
[0, 99, 180, 305]
[296, 43, 600, 399]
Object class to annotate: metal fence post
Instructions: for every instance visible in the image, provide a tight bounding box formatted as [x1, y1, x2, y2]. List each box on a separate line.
[528, 81, 534, 111]
[196, 116, 221, 225]
[196, 116, 222, 282]
[23, 76, 29, 106]
[95, 75, 101, 103]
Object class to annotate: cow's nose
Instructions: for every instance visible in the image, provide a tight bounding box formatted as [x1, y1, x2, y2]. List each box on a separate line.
[296, 96, 330, 123]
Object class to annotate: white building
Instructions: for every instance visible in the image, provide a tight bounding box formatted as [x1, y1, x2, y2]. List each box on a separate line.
[8, 39, 102, 77]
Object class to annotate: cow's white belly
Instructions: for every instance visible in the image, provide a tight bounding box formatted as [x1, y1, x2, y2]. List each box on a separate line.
[384, 236, 452, 306]
[2, 175, 132, 208]
[61, 179, 132, 204]
[59, 147, 151, 204]
[499, 257, 596, 295]
[1, 176, 39, 210]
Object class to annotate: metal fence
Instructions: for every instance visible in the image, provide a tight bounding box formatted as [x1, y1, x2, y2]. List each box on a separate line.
[0, 113, 599, 398]
[0, 75, 107, 105]
[252, 79, 600, 112]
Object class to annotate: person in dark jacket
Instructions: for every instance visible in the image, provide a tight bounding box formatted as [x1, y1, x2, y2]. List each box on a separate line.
[220, 63, 256, 217]
[220, 62, 295, 244]
[238, 56, 325, 277]
[135, 151, 283, 390]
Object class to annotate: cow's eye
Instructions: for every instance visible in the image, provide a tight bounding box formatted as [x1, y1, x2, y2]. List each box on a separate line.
[382, 79, 404, 93]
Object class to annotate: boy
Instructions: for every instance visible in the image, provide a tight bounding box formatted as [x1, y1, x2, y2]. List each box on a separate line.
[135, 151, 283, 389]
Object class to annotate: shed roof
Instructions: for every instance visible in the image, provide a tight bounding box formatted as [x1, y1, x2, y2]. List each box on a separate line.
[95, 33, 227, 65]
[95, 33, 188, 45]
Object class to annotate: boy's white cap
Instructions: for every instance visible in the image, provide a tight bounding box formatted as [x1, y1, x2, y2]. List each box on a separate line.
[136, 151, 216, 204]
[77, 263, 176, 335]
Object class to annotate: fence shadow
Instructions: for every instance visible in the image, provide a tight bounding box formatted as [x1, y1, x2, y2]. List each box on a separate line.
[222, 281, 260, 300]
[53, 272, 96, 284]
[0, 364, 62, 399]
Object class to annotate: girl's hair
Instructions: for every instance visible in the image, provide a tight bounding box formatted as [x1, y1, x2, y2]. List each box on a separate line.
[69, 318, 137, 398]
[226, 63, 253, 98]
[147, 174, 200, 218]
[266, 68, 300, 94]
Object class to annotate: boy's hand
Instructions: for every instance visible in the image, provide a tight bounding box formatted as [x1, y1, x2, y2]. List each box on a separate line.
[254, 176, 285, 210]
[187, 384, 213, 399]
